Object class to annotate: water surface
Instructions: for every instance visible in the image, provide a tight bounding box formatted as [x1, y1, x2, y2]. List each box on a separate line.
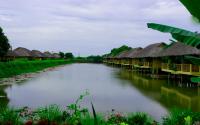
[0, 64, 199, 121]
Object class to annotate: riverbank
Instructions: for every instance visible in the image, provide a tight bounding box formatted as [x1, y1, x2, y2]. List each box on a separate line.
[0, 59, 73, 79]
[0, 104, 199, 125]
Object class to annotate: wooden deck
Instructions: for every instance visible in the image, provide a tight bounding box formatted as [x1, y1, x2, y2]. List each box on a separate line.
[161, 63, 200, 76]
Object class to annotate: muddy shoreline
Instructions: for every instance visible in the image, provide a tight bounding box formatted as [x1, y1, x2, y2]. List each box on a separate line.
[0, 65, 66, 86]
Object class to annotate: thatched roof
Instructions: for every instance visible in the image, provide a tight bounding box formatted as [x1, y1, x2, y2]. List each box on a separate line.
[13, 47, 32, 57]
[126, 47, 143, 58]
[31, 50, 45, 58]
[115, 50, 132, 59]
[125, 47, 143, 58]
[52, 53, 60, 58]
[43, 51, 53, 58]
[6, 50, 17, 57]
[134, 43, 166, 58]
[158, 42, 200, 57]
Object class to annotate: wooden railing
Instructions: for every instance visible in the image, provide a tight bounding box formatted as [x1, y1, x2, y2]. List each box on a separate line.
[162, 63, 200, 75]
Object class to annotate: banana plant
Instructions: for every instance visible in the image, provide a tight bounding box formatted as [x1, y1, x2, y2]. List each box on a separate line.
[180, 0, 200, 23]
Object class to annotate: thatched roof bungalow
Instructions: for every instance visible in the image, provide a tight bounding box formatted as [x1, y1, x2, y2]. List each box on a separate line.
[125, 47, 143, 58]
[31, 50, 45, 58]
[157, 42, 200, 57]
[52, 53, 60, 59]
[115, 50, 132, 59]
[135, 43, 166, 58]
[43, 51, 54, 59]
[158, 42, 200, 76]
[5, 51, 17, 57]
[13, 47, 32, 58]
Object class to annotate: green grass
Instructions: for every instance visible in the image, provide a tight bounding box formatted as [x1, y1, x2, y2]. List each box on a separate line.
[0, 59, 73, 78]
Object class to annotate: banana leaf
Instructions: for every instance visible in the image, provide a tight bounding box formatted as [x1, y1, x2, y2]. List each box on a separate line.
[184, 56, 200, 65]
[147, 23, 200, 48]
[180, 0, 200, 22]
[191, 77, 200, 83]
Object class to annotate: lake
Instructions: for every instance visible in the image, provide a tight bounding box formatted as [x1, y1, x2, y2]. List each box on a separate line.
[0, 63, 199, 121]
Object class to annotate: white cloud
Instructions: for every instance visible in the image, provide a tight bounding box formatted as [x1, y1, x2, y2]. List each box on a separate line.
[0, 0, 198, 56]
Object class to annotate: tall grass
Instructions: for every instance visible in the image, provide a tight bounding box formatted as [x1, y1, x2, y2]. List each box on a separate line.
[0, 59, 73, 78]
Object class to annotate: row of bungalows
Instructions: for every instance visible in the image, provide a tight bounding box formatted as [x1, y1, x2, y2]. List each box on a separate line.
[104, 42, 200, 77]
[4, 47, 61, 61]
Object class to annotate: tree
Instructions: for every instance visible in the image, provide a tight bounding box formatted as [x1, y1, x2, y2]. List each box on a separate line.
[0, 27, 10, 57]
[59, 52, 65, 58]
[109, 45, 132, 56]
[65, 53, 74, 59]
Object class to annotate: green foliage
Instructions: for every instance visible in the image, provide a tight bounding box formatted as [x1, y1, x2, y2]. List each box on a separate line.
[65, 52, 74, 59]
[0, 107, 22, 125]
[59, 52, 65, 58]
[147, 23, 200, 48]
[66, 90, 90, 124]
[162, 108, 200, 125]
[180, 0, 200, 23]
[109, 45, 132, 57]
[184, 116, 192, 125]
[86, 55, 103, 63]
[127, 112, 154, 125]
[0, 27, 11, 57]
[36, 105, 63, 123]
[0, 59, 73, 78]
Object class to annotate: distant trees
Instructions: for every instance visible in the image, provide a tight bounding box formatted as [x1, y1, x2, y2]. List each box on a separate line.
[87, 55, 103, 63]
[65, 53, 74, 59]
[0, 27, 10, 57]
[109, 45, 132, 56]
[59, 52, 65, 58]
[59, 52, 74, 59]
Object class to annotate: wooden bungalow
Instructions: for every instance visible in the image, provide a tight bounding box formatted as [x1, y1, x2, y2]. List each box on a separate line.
[125, 47, 143, 68]
[115, 50, 132, 67]
[158, 42, 200, 76]
[13, 47, 32, 59]
[131, 43, 166, 72]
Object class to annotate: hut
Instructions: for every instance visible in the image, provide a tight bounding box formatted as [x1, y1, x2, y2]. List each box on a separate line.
[132, 43, 166, 70]
[30, 50, 45, 60]
[52, 53, 61, 59]
[5, 51, 17, 61]
[43, 51, 54, 59]
[13, 47, 32, 59]
[125, 47, 143, 68]
[158, 42, 200, 76]
[115, 50, 132, 66]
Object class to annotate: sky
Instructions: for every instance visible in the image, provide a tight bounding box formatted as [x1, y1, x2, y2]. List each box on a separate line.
[0, 0, 199, 56]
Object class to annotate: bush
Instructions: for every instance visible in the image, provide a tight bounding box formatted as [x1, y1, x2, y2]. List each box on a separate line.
[162, 108, 200, 125]
[0, 107, 22, 125]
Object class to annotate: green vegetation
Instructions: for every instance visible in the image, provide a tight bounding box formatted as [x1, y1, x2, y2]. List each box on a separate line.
[180, 0, 200, 23]
[0, 27, 11, 57]
[59, 52, 74, 59]
[106, 45, 132, 57]
[65, 53, 74, 59]
[0, 59, 73, 78]
[59, 52, 65, 59]
[86, 56, 103, 63]
[0, 92, 199, 125]
[162, 108, 200, 125]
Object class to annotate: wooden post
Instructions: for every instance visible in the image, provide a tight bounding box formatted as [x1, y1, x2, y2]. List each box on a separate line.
[190, 64, 192, 73]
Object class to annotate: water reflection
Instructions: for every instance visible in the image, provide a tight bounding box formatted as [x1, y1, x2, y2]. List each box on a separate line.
[0, 64, 199, 121]
[118, 69, 200, 112]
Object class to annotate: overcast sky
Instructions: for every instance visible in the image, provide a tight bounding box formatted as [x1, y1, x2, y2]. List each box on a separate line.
[0, 0, 199, 56]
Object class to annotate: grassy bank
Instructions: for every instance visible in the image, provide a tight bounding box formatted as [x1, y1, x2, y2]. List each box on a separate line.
[0, 92, 199, 125]
[0, 59, 73, 78]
